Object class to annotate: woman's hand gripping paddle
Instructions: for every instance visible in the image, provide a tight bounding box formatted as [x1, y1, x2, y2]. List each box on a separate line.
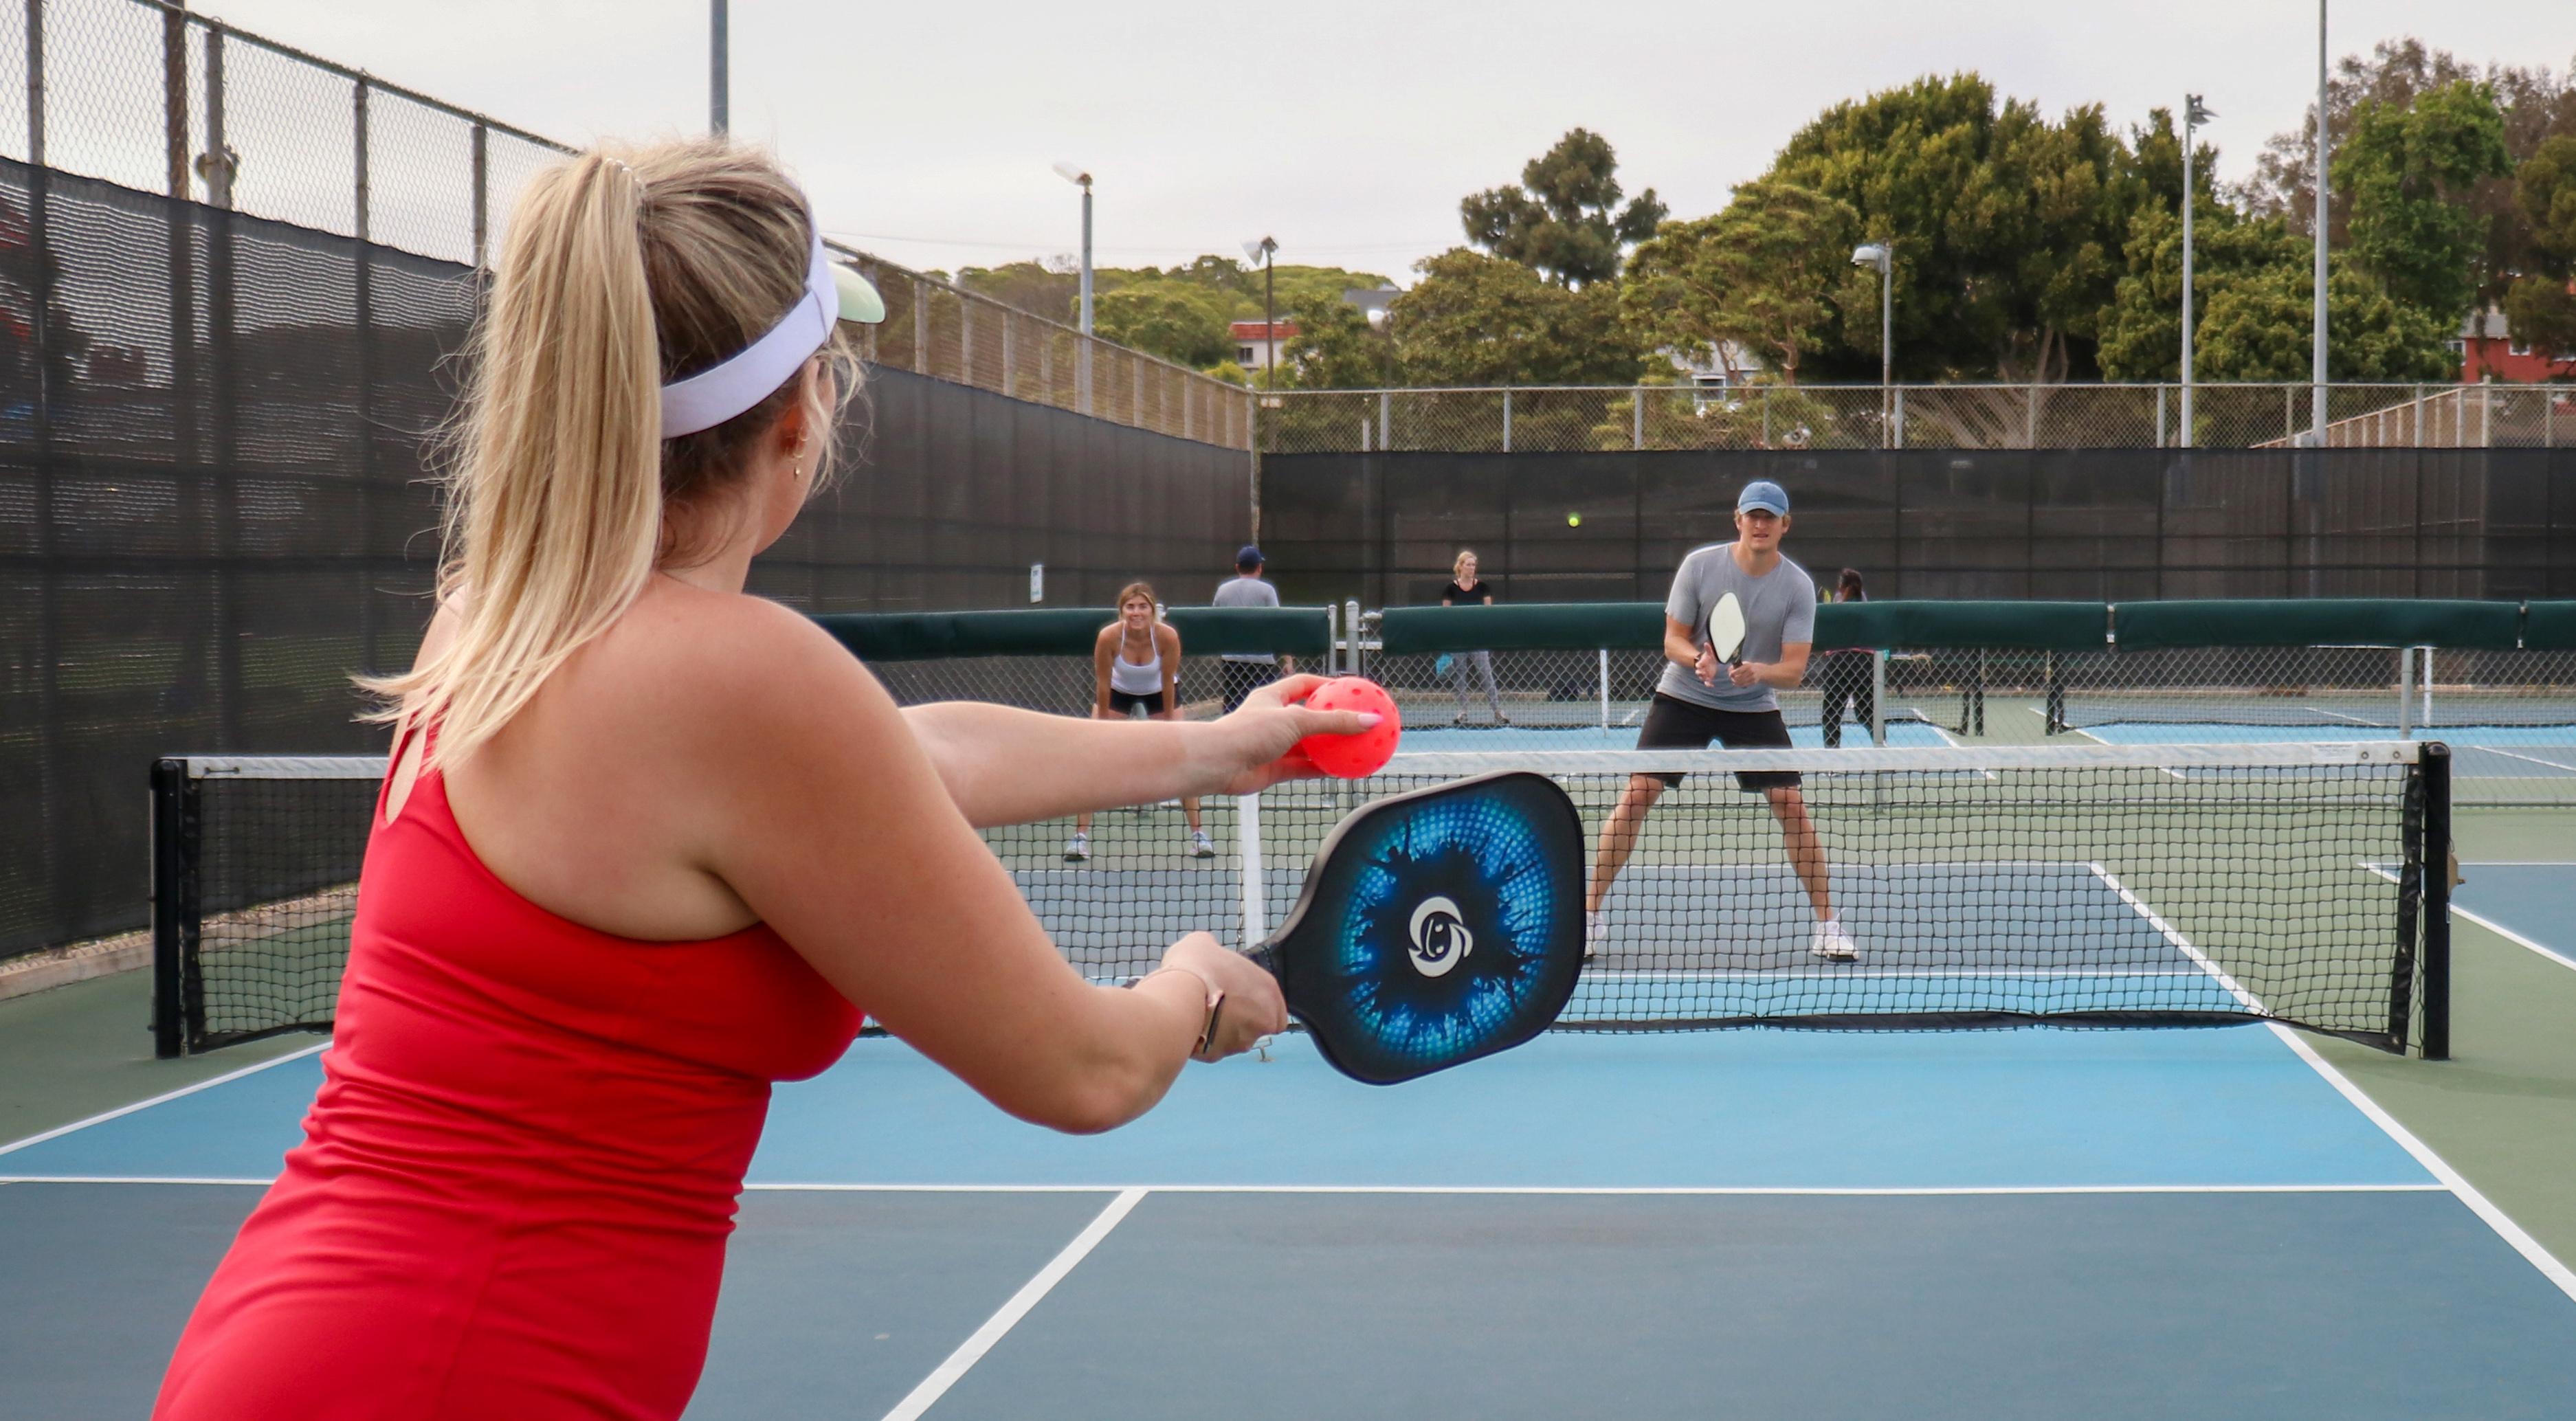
[1242, 772, 1587, 1084]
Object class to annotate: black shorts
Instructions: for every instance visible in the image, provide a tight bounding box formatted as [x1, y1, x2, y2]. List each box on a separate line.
[1635, 693, 1801, 792]
[1108, 688, 1169, 717]
[1219, 660, 1278, 713]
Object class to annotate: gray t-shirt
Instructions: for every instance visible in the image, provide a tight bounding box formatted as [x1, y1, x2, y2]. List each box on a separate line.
[1211, 574, 1281, 662]
[1655, 544, 1817, 712]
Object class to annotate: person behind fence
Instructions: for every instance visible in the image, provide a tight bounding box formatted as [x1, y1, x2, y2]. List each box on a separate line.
[1065, 583, 1216, 863]
[1213, 544, 1293, 710]
[148, 139, 1378, 1421]
[1584, 480, 1857, 964]
[1440, 549, 1507, 725]
[1817, 568, 1874, 748]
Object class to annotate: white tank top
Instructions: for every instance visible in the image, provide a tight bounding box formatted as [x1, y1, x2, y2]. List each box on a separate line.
[1109, 631, 1164, 697]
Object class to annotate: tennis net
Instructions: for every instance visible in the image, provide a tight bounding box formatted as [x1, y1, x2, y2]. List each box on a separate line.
[149, 741, 2450, 1058]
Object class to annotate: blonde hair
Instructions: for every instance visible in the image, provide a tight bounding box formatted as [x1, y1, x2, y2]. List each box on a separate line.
[1453, 549, 1478, 579]
[362, 139, 861, 765]
[1114, 582, 1160, 617]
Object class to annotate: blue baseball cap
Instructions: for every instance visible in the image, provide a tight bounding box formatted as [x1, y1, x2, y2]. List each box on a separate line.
[1737, 480, 1790, 516]
[1236, 544, 1265, 566]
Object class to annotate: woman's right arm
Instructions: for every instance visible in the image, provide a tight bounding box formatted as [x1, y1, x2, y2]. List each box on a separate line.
[688, 603, 1284, 1133]
[1091, 627, 1115, 717]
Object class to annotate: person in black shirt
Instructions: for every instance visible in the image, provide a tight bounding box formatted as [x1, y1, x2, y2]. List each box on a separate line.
[1818, 568, 1873, 748]
[1441, 550, 1507, 724]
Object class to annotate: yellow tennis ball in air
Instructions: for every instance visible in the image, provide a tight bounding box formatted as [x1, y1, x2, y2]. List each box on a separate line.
[1566, 512, 1582, 527]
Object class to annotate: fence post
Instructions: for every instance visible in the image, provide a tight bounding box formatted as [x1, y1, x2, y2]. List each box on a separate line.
[911, 276, 927, 376]
[2155, 385, 2166, 449]
[1597, 649, 1610, 731]
[2023, 381, 2039, 449]
[1871, 651, 1888, 746]
[352, 80, 370, 243]
[1502, 388, 1512, 454]
[164, 7, 189, 197]
[469, 123, 488, 270]
[1893, 385, 1905, 448]
[26, 0, 43, 168]
[2285, 384, 2296, 446]
[1000, 312, 1014, 399]
[959, 298, 974, 387]
[1236, 792, 1265, 948]
[2481, 379, 2492, 448]
[1632, 385, 1643, 450]
[1379, 388, 1392, 451]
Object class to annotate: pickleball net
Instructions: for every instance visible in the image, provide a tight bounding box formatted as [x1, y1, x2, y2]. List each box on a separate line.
[149, 741, 2450, 1058]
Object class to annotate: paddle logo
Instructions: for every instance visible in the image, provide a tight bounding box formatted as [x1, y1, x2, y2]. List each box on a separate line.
[1406, 895, 1472, 977]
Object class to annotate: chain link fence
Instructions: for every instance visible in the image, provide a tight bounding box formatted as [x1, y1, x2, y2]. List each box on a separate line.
[1263, 383, 2576, 455]
[2, 0, 1250, 451]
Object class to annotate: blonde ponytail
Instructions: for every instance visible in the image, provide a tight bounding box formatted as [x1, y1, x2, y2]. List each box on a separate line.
[363, 140, 858, 765]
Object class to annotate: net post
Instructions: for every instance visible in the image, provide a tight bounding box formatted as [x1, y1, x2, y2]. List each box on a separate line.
[1236, 792, 1265, 948]
[1870, 651, 1887, 746]
[2396, 647, 2413, 738]
[150, 759, 200, 1060]
[2420, 741, 2452, 1061]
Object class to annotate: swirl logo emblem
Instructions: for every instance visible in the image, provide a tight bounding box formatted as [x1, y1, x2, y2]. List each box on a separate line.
[1406, 895, 1473, 977]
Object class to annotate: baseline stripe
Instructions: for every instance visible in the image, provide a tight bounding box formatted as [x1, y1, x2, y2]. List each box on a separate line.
[0, 1177, 2447, 1196]
[877, 1187, 1146, 1421]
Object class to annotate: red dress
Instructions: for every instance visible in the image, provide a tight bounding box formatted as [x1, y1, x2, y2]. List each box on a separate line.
[154, 743, 863, 1420]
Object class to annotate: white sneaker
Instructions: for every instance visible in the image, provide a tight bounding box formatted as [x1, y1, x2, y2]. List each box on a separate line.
[1188, 829, 1217, 859]
[1063, 832, 1089, 863]
[1810, 918, 1858, 961]
[1585, 910, 1605, 960]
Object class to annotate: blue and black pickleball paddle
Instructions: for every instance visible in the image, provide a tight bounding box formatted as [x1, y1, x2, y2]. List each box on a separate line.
[1244, 771, 1587, 1085]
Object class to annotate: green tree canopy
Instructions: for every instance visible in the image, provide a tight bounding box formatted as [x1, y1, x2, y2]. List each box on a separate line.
[1460, 128, 1666, 289]
[1390, 248, 1650, 385]
[2335, 80, 2512, 322]
[2502, 133, 2576, 367]
[1621, 179, 1860, 384]
[1091, 282, 1234, 369]
[1272, 293, 1397, 390]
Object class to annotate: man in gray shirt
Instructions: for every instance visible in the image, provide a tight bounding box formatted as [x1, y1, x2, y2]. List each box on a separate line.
[1585, 480, 1856, 961]
[1212, 545, 1293, 711]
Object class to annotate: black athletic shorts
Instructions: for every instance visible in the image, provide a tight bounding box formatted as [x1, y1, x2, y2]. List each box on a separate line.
[1634, 693, 1801, 792]
[1108, 688, 1169, 717]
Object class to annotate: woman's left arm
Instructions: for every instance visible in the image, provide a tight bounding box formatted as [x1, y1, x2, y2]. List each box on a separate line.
[902, 682, 1366, 828]
[1156, 623, 1184, 721]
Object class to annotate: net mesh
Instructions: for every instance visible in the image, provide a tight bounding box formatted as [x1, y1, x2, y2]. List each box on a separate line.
[154, 743, 2434, 1055]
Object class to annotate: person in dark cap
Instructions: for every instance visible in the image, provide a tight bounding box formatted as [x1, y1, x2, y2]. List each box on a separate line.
[1585, 479, 1856, 963]
[1212, 544, 1292, 712]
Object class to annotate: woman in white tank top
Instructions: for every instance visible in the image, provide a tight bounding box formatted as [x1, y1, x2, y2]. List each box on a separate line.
[1067, 583, 1214, 861]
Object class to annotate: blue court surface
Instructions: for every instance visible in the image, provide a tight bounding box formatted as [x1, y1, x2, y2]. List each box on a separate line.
[2444, 862, 2576, 974]
[7, 1020, 2574, 1418]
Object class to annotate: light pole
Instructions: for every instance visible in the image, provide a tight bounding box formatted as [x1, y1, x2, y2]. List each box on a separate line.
[2181, 94, 2215, 447]
[709, 1, 728, 135]
[1052, 163, 1094, 337]
[2311, 0, 2329, 445]
[1244, 236, 1279, 391]
[1851, 243, 1892, 447]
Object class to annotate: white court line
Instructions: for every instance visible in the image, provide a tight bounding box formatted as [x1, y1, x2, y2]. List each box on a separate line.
[878, 1187, 1147, 1421]
[2360, 863, 2576, 975]
[0, 1175, 276, 1186]
[1, 1176, 2448, 1197]
[2057, 724, 2190, 779]
[0, 1041, 326, 1157]
[2458, 743, 2576, 773]
[2264, 1024, 2576, 1305]
[2083, 865, 2265, 1011]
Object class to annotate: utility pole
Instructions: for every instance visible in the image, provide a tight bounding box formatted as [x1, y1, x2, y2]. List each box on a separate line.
[710, 1, 729, 135]
[2182, 94, 2214, 447]
[2311, 0, 2329, 445]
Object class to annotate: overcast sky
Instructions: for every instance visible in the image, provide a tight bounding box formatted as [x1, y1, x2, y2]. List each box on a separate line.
[188, 1, 2576, 284]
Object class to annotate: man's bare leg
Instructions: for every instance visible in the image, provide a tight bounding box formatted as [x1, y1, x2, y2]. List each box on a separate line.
[1766, 784, 1852, 958]
[1585, 774, 1668, 954]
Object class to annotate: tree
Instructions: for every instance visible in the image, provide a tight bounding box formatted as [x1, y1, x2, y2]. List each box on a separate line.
[1390, 248, 1649, 386]
[1460, 128, 1665, 288]
[2098, 207, 2455, 381]
[1274, 293, 1396, 390]
[1621, 179, 1860, 384]
[2502, 133, 2576, 371]
[1091, 281, 1233, 368]
[1768, 74, 2139, 381]
[2335, 81, 2511, 322]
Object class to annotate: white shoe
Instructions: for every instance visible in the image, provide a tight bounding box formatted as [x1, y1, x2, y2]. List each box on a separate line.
[1063, 832, 1089, 863]
[1810, 919, 1858, 961]
[1585, 910, 1604, 960]
[1188, 829, 1217, 859]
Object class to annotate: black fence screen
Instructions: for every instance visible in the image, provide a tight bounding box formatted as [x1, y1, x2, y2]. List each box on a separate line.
[1260, 449, 2576, 610]
[1, 157, 1250, 961]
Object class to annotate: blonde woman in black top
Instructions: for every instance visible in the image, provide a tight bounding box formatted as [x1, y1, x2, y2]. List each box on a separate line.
[1441, 550, 1507, 725]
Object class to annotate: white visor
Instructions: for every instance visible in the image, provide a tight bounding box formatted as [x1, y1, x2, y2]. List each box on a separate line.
[657, 212, 886, 440]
